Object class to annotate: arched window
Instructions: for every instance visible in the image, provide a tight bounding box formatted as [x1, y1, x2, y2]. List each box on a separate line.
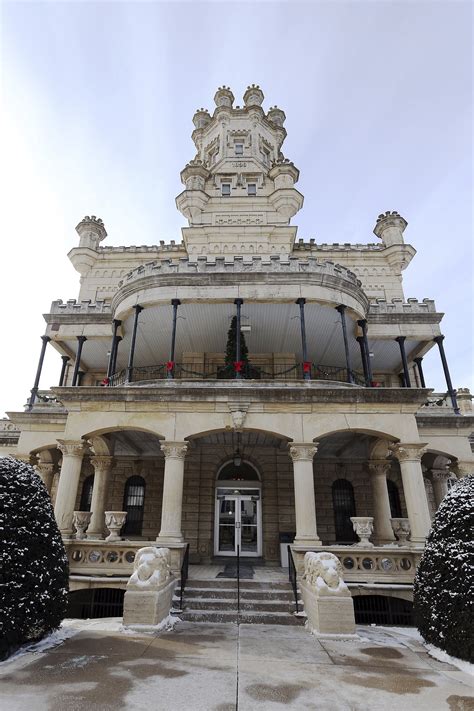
[387, 479, 402, 518]
[332, 479, 357, 543]
[79, 475, 94, 511]
[217, 461, 259, 482]
[122, 476, 146, 535]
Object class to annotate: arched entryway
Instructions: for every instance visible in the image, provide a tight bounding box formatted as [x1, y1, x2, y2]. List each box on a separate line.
[214, 460, 262, 557]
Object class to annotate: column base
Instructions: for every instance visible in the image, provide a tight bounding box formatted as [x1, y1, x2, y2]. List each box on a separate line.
[86, 533, 105, 540]
[155, 534, 184, 545]
[293, 538, 322, 547]
[61, 531, 75, 540]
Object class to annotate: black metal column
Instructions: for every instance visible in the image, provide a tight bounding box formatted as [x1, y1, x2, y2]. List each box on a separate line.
[434, 335, 460, 414]
[58, 355, 70, 386]
[234, 298, 243, 379]
[357, 320, 373, 386]
[356, 337, 369, 385]
[72, 336, 87, 386]
[414, 356, 426, 388]
[126, 305, 143, 383]
[168, 299, 181, 379]
[396, 336, 411, 387]
[28, 335, 51, 409]
[296, 298, 311, 380]
[107, 319, 122, 379]
[336, 305, 354, 384]
[111, 336, 122, 377]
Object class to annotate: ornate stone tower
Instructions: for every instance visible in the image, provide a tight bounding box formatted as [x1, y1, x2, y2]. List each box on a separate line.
[176, 85, 303, 257]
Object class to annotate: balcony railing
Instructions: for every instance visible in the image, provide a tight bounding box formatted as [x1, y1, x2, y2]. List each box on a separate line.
[108, 362, 366, 386]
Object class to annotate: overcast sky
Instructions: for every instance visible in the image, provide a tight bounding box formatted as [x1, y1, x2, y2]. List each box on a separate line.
[1, 0, 472, 416]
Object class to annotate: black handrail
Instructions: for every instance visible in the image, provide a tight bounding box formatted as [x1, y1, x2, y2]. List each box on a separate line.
[179, 543, 190, 611]
[236, 543, 240, 616]
[287, 544, 299, 614]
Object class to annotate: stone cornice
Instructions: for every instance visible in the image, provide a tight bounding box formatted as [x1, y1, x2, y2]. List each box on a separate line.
[50, 384, 432, 409]
[6, 411, 68, 426]
[415, 414, 474, 429]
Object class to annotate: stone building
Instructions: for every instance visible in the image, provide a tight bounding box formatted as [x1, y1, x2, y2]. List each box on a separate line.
[5, 85, 473, 620]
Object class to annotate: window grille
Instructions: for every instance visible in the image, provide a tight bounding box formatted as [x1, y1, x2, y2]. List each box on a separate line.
[332, 479, 357, 543]
[122, 475, 146, 535]
[79, 475, 94, 511]
[387, 479, 402, 518]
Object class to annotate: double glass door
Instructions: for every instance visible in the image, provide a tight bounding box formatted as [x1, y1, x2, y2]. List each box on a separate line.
[215, 488, 261, 557]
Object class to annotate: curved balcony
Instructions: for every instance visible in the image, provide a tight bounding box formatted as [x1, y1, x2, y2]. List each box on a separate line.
[111, 255, 369, 321]
[109, 362, 366, 387]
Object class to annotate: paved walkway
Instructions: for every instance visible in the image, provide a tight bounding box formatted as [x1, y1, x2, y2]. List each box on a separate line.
[0, 620, 472, 710]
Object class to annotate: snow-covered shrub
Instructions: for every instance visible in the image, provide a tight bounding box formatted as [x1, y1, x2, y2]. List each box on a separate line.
[0, 456, 69, 660]
[414, 474, 474, 663]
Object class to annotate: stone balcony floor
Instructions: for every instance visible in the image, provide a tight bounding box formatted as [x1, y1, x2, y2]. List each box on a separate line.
[0, 618, 471, 710]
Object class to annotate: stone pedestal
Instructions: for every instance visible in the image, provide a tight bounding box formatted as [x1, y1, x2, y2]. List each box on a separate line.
[123, 547, 177, 630]
[300, 552, 356, 636]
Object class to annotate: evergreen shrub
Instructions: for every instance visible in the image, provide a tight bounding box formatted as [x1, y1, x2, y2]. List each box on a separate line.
[413, 474, 474, 663]
[0, 456, 69, 660]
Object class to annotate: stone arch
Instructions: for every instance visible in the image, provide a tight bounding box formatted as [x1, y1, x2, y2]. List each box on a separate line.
[312, 427, 399, 443]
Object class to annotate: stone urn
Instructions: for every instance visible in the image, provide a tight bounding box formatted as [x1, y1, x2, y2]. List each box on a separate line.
[104, 511, 127, 542]
[390, 518, 411, 545]
[350, 517, 374, 547]
[73, 511, 92, 540]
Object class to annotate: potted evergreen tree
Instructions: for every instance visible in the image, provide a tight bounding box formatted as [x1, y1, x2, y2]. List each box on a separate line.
[218, 316, 260, 379]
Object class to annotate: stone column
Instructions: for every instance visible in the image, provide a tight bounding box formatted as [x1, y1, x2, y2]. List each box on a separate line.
[87, 456, 114, 539]
[431, 469, 451, 508]
[54, 440, 86, 537]
[156, 441, 188, 544]
[390, 443, 431, 544]
[36, 462, 55, 495]
[289, 443, 321, 546]
[368, 461, 396, 544]
[453, 461, 473, 478]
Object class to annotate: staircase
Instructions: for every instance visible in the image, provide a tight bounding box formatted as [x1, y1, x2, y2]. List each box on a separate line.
[173, 578, 303, 625]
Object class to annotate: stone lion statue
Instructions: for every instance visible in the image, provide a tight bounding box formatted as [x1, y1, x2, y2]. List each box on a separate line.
[303, 551, 349, 597]
[127, 547, 171, 590]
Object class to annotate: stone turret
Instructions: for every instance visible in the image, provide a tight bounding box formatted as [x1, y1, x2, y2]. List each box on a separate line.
[373, 211, 407, 247]
[176, 85, 303, 258]
[75, 216, 107, 250]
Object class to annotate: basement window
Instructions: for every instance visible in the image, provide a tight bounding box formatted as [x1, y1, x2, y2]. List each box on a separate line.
[221, 183, 231, 196]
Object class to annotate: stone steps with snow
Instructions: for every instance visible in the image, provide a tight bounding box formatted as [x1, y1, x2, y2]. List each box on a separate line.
[174, 578, 303, 625]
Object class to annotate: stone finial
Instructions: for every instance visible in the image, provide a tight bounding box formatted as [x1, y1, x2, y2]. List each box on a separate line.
[214, 86, 234, 108]
[267, 105, 286, 127]
[456, 388, 473, 414]
[75, 215, 107, 249]
[243, 84, 264, 107]
[192, 108, 211, 129]
[373, 211, 408, 247]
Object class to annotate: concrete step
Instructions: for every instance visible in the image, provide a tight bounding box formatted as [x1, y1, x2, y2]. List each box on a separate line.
[182, 587, 294, 601]
[185, 579, 291, 591]
[178, 609, 303, 626]
[176, 598, 297, 613]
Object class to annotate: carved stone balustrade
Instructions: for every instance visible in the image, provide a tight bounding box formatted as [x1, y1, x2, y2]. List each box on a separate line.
[64, 540, 187, 577]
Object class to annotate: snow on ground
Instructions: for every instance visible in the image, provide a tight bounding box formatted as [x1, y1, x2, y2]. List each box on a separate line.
[424, 642, 474, 676]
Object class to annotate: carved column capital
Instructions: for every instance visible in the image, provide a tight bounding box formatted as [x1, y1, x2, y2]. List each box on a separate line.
[390, 442, 427, 462]
[160, 441, 188, 460]
[368, 460, 391, 477]
[430, 468, 452, 482]
[57, 440, 86, 458]
[288, 442, 318, 462]
[90, 456, 114, 472]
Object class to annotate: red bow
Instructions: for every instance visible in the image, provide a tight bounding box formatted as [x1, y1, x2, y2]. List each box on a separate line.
[233, 361, 243, 372]
[166, 361, 174, 371]
[303, 361, 312, 373]
[100, 377, 110, 386]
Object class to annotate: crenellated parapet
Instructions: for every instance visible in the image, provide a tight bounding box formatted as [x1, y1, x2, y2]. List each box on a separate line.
[50, 299, 112, 314]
